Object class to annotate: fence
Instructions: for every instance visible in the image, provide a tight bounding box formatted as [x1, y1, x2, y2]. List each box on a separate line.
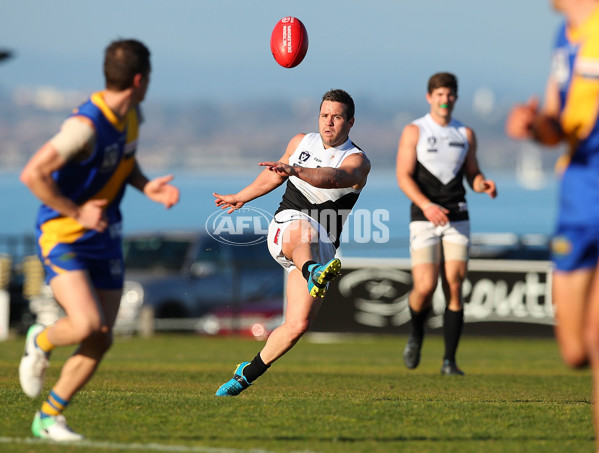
[312, 257, 555, 337]
[1, 233, 557, 338]
[0, 234, 36, 264]
[1, 234, 44, 336]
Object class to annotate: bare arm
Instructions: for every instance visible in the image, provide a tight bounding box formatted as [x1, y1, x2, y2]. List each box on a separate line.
[259, 134, 371, 190]
[260, 153, 370, 190]
[128, 160, 180, 209]
[396, 124, 450, 226]
[20, 142, 109, 231]
[213, 134, 304, 214]
[396, 124, 432, 209]
[505, 76, 563, 146]
[464, 128, 497, 199]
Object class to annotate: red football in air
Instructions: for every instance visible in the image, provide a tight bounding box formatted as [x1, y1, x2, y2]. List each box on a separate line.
[270, 17, 309, 68]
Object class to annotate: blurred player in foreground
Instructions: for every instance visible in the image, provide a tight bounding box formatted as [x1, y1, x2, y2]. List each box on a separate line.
[396, 72, 497, 376]
[213, 89, 370, 396]
[19, 38, 179, 441]
[506, 0, 599, 448]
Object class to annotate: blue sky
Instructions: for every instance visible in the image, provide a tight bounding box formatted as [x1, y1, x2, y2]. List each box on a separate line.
[0, 1, 560, 105]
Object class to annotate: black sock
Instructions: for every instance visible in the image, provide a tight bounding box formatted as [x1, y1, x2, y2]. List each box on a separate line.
[443, 308, 464, 362]
[302, 260, 317, 281]
[409, 305, 431, 344]
[241, 353, 271, 383]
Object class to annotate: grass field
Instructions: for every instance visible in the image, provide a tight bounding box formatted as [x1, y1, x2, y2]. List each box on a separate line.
[0, 332, 595, 453]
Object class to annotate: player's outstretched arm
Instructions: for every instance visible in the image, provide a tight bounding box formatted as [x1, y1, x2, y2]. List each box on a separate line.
[128, 160, 180, 209]
[143, 175, 180, 209]
[214, 134, 304, 214]
[213, 162, 287, 214]
[261, 143, 370, 190]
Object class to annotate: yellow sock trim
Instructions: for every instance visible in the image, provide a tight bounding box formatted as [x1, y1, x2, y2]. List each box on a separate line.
[41, 390, 67, 417]
[35, 328, 55, 354]
[41, 400, 61, 416]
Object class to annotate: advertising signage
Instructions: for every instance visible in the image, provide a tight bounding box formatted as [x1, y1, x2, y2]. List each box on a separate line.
[311, 258, 554, 337]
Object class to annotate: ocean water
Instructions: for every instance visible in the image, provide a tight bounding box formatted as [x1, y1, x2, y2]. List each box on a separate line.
[0, 168, 558, 259]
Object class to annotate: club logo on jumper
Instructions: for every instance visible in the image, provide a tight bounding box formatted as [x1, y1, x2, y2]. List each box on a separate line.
[205, 206, 272, 246]
[426, 136, 437, 153]
[298, 151, 310, 163]
[100, 144, 120, 172]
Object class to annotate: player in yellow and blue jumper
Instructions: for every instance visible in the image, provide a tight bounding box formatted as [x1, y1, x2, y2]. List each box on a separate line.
[37, 92, 141, 288]
[19, 39, 179, 441]
[506, 0, 599, 448]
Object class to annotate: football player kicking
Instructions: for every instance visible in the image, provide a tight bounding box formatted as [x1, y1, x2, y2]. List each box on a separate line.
[213, 89, 370, 396]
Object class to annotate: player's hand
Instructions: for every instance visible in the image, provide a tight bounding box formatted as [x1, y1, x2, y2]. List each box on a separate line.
[213, 192, 245, 214]
[76, 199, 109, 232]
[478, 179, 498, 199]
[259, 161, 297, 177]
[144, 175, 180, 209]
[506, 97, 538, 140]
[422, 202, 450, 227]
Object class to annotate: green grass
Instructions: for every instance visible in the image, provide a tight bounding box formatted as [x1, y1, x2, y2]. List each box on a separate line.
[0, 333, 594, 452]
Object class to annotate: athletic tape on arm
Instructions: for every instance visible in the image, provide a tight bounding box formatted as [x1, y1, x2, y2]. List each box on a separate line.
[49, 116, 96, 161]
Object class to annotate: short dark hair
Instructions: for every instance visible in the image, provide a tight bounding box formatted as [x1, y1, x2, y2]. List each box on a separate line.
[427, 72, 458, 95]
[320, 89, 355, 120]
[104, 39, 151, 91]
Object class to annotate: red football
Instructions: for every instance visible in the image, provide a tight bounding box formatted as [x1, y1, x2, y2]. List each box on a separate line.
[270, 17, 309, 68]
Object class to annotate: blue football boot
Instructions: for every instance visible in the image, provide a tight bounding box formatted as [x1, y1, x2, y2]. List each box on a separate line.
[307, 258, 341, 298]
[215, 362, 251, 396]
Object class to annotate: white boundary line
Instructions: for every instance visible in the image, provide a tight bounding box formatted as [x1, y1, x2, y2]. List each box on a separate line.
[0, 437, 318, 453]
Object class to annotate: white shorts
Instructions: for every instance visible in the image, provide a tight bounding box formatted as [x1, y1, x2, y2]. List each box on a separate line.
[409, 220, 470, 265]
[267, 209, 337, 271]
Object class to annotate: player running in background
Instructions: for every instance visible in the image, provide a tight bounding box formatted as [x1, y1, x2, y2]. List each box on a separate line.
[213, 89, 370, 396]
[505, 0, 599, 447]
[19, 38, 179, 441]
[396, 72, 497, 376]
